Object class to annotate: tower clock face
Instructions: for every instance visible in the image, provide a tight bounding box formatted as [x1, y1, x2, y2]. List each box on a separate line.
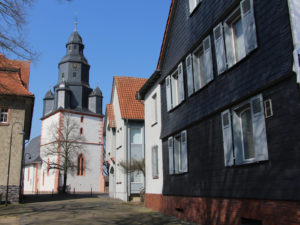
[72, 63, 79, 70]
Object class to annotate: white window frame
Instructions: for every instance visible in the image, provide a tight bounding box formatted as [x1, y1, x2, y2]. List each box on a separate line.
[152, 94, 158, 125]
[168, 130, 188, 174]
[151, 145, 159, 179]
[165, 62, 185, 112]
[192, 36, 213, 91]
[223, 0, 257, 69]
[189, 0, 202, 14]
[221, 94, 269, 166]
[0, 108, 8, 124]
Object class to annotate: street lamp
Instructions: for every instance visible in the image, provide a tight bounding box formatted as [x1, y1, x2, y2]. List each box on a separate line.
[5, 121, 24, 206]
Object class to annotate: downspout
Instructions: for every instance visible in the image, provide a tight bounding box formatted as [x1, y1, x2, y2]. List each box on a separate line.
[125, 119, 129, 201]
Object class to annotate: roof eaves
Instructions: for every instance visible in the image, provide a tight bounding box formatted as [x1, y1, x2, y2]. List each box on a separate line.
[157, 0, 176, 70]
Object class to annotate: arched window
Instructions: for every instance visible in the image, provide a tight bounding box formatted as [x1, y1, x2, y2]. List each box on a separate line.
[77, 154, 85, 176]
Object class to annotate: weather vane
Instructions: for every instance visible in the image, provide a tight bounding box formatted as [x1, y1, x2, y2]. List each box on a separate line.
[74, 12, 78, 31]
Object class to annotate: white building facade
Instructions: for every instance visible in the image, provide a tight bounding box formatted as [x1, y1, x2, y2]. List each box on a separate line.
[138, 70, 164, 209]
[105, 76, 147, 201]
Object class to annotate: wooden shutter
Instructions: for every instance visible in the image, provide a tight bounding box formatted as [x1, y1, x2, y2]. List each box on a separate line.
[214, 23, 227, 75]
[165, 76, 172, 111]
[168, 137, 174, 174]
[178, 63, 185, 103]
[189, 0, 196, 13]
[221, 110, 234, 166]
[250, 94, 268, 161]
[232, 111, 243, 165]
[181, 130, 188, 173]
[174, 137, 179, 174]
[224, 22, 235, 68]
[186, 54, 194, 96]
[241, 0, 257, 54]
[193, 53, 201, 91]
[203, 36, 214, 83]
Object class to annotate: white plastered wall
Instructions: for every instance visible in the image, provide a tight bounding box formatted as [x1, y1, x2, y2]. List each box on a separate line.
[144, 84, 163, 194]
[106, 84, 128, 201]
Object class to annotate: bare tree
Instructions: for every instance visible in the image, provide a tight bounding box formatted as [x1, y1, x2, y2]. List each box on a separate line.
[0, 0, 38, 60]
[42, 114, 85, 193]
[0, 0, 73, 61]
[119, 158, 145, 176]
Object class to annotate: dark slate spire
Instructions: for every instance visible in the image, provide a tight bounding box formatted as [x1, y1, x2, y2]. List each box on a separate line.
[89, 86, 103, 97]
[44, 89, 54, 99]
[59, 29, 88, 65]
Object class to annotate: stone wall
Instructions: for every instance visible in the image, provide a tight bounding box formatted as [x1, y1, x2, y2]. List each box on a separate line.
[0, 185, 20, 203]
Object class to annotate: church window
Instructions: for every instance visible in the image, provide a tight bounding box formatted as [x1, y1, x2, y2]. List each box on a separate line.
[27, 168, 30, 181]
[62, 73, 64, 78]
[77, 154, 85, 176]
[80, 127, 83, 135]
[73, 72, 76, 77]
[81, 116, 84, 123]
[68, 46, 71, 50]
[74, 45, 77, 49]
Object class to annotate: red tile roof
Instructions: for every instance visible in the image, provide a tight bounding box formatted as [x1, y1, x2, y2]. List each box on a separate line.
[0, 54, 33, 97]
[114, 76, 147, 120]
[106, 104, 116, 128]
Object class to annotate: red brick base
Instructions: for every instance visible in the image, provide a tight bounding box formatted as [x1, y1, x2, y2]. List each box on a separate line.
[145, 194, 300, 225]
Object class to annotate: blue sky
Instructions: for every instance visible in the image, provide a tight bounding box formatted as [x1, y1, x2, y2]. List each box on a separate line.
[26, 0, 171, 139]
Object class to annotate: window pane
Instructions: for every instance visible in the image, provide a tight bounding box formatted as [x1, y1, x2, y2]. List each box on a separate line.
[171, 71, 179, 106]
[233, 18, 245, 62]
[241, 108, 255, 160]
[130, 128, 142, 144]
[194, 49, 206, 88]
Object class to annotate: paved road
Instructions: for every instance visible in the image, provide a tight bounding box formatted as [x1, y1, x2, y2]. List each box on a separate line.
[0, 195, 193, 225]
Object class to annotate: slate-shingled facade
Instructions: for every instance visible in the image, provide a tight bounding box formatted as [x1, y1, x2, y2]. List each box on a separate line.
[142, 0, 300, 224]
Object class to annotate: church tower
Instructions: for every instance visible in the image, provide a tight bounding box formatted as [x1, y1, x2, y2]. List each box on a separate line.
[38, 25, 105, 194]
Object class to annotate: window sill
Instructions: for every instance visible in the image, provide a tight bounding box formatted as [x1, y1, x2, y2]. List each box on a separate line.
[228, 159, 269, 168]
[0, 123, 9, 126]
[170, 172, 188, 176]
[168, 100, 185, 113]
[152, 176, 159, 179]
[151, 122, 158, 127]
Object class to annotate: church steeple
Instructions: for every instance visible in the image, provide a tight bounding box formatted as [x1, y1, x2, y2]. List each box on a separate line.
[42, 27, 103, 117]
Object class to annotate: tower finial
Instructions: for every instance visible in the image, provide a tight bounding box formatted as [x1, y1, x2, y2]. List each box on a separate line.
[74, 12, 78, 31]
[97, 80, 99, 87]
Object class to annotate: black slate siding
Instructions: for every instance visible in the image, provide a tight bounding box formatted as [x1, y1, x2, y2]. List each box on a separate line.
[162, 76, 300, 200]
[159, 0, 300, 201]
[159, 0, 294, 139]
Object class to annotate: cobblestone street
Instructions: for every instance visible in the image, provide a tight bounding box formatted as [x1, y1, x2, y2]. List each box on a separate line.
[0, 195, 193, 225]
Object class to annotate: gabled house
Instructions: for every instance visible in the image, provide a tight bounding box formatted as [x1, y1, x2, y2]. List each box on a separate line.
[104, 76, 147, 201]
[140, 0, 300, 224]
[138, 70, 164, 209]
[0, 54, 34, 203]
[23, 136, 42, 194]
